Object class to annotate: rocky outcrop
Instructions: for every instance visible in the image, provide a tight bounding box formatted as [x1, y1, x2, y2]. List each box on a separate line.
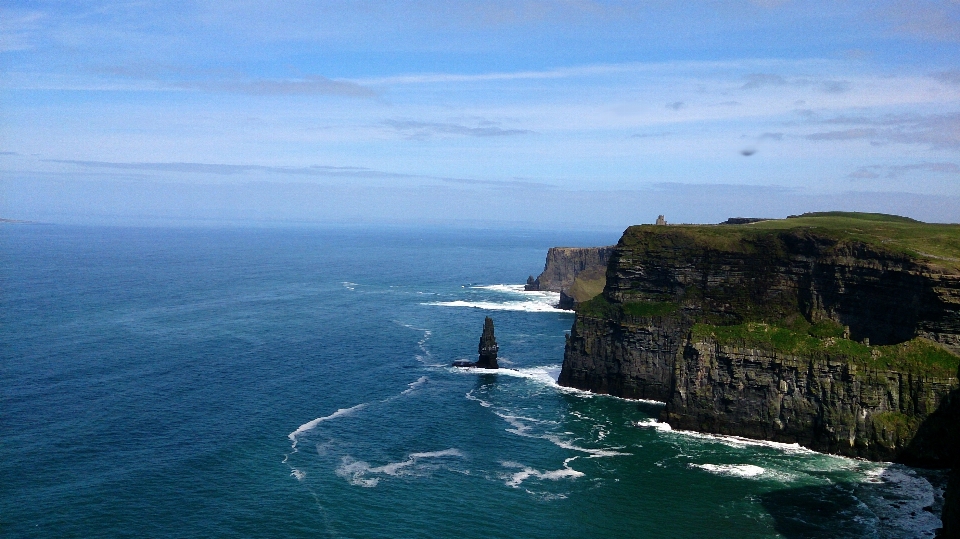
[455, 317, 500, 369]
[526, 246, 614, 310]
[476, 316, 499, 369]
[526, 246, 614, 293]
[559, 214, 960, 464]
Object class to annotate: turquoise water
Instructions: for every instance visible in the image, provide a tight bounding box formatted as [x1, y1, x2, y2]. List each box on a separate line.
[2, 225, 946, 538]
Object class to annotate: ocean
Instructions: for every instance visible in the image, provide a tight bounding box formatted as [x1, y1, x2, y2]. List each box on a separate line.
[2, 224, 947, 538]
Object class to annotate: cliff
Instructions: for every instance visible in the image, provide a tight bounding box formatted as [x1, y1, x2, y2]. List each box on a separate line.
[560, 212, 960, 463]
[526, 246, 614, 308]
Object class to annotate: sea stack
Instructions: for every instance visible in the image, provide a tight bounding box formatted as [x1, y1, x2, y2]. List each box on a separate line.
[475, 317, 499, 369]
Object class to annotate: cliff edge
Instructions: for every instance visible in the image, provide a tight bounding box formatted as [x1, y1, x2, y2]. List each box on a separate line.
[526, 246, 614, 308]
[559, 212, 960, 464]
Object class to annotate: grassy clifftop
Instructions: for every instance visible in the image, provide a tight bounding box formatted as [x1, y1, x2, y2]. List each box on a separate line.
[584, 211, 960, 373]
[620, 212, 960, 271]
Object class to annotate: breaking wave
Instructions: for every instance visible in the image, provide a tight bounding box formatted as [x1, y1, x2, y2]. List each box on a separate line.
[422, 284, 567, 313]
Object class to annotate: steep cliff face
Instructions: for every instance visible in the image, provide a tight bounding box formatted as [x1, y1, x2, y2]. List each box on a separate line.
[602, 226, 960, 353]
[526, 246, 614, 295]
[559, 311, 685, 401]
[663, 337, 956, 461]
[560, 213, 960, 463]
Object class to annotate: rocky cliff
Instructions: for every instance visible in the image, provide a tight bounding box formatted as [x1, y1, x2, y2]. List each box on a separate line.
[560, 212, 960, 463]
[526, 246, 614, 309]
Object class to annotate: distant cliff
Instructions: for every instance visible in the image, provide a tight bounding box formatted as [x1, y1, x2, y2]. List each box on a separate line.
[526, 246, 614, 308]
[559, 212, 960, 464]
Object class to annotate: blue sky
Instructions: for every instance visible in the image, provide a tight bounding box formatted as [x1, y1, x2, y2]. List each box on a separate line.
[2, 1, 959, 226]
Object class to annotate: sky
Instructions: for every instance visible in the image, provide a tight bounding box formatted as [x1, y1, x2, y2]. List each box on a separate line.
[2, 1, 959, 227]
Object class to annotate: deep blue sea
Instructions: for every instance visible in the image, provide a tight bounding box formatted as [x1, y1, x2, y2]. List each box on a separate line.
[2, 225, 948, 538]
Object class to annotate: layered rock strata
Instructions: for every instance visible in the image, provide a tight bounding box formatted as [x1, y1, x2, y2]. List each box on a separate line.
[525, 246, 614, 292]
[560, 215, 960, 464]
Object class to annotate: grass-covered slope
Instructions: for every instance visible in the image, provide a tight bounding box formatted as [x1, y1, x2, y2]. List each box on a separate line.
[620, 211, 960, 271]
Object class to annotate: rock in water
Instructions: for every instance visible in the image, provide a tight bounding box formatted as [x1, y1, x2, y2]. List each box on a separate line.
[475, 317, 499, 369]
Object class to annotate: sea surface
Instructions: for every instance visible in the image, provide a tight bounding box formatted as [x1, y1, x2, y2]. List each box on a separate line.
[2, 225, 948, 538]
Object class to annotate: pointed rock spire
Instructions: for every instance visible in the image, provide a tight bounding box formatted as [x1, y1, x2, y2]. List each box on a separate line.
[475, 316, 499, 369]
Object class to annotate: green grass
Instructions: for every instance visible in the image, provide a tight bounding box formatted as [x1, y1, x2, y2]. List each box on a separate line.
[691, 321, 960, 376]
[567, 268, 605, 304]
[621, 212, 960, 270]
[576, 294, 678, 319]
[622, 301, 678, 317]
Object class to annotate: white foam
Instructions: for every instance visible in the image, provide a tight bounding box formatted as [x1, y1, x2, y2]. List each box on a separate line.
[691, 463, 766, 478]
[288, 402, 369, 446]
[465, 389, 493, 407]
[470, 284, 529, 292]
[633, 418, 673, 432]
[423, 283, 568, 313]
[495, 366, 665, 405]
[290, 469, 306, 481]
[543, 433, 631, 458]
[494, 412, 555, 436]
[667, 428, 816, 455]
[402, 376, 428, 395]
[341, 281, 358, 291]
[855, 464, 943, 538]
[336, 457, 381, 487]
[336, 449, 465, 487]
[501, 457, 585, 487]
[423, 300, 567, 313]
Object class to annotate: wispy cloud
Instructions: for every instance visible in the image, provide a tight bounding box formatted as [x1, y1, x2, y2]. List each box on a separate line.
[39, 158, 553, 188]
[806, 113, 960, 150]
[741, 73, 788, 89]
[932, 70, 960, 85]
[741, 73, 850, 93]
[806, 128, 878, 141]
[884, 1, 960, 42]
[176, 76, 377, 97]
[849, 162, 960, 180]
[439, 177, 553, 188]
[383, 120, 534, 139]
[44, 159, 381, 176]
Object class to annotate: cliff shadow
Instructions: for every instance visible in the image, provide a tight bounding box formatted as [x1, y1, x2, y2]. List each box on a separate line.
[898, 384, 960, 469]
[758, 466, 947, 539]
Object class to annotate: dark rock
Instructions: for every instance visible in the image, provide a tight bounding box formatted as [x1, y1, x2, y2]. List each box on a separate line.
[527, 247, 614, 293]
[453, 317, 500, 369]
[722, 217, 770, 225]
[475, 317, 499, 369]
[558, 290, 575, 310]
[525, 275, 538, 291]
